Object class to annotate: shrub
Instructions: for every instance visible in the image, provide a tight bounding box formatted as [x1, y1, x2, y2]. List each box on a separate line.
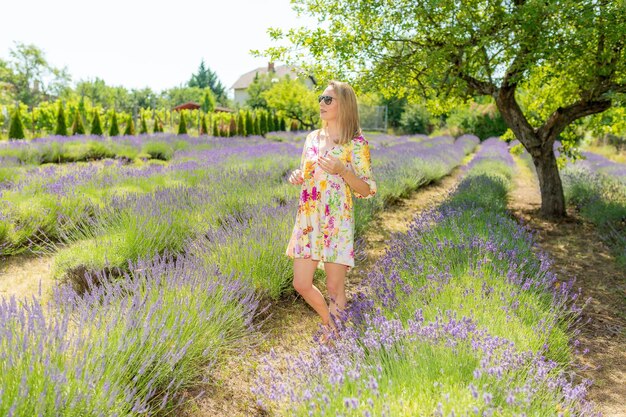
[55, 102, 68, 136]
[177, 112, 188, 135]
[237, 113, 245, 137]
[123, 114, 135, 136]
[399, 103, 432, 134]
[71, 111, 86, 136]
[200, 114, 209, 135]
[109, 112, 120, 137]
[229, 115, 237, 137]
[139, 114, 149, 134]
[141, 141, 174, 160]
[91, 110, 104, 135]
[8, 107, 26, 140]
[245, 111, 253, 137]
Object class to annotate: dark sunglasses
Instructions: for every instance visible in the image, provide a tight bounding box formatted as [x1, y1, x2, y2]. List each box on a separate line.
[318, 95, 335, 105]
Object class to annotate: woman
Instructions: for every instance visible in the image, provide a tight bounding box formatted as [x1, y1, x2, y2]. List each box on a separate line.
[286, 80, 376, 341]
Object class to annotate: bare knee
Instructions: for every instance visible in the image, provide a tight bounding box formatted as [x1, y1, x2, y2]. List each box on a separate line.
[293, 277, 312, 295]
[326, 280, 341, 298]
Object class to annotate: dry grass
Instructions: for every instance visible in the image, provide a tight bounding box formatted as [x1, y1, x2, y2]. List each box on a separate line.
[0, 252, 55, 302]
[509, 156, 626, 417]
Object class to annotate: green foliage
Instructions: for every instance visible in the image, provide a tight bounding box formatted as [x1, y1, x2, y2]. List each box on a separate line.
[90, 110, 103, 135]
[259, 111, 268, 136]
[262, 77, 319, 129]
[245, 111, 253, 137]
[228, 115, 237, 137]
[267, 111, 275, 132]
[201, 90, 215, 113]
[141, 141, 174, 160]
[139, 114, 148, 134]
[279, 116, 286, 131]
[246, 72, 273, 109]
[8, 107, 26, 140]
[55, 102, 68, 136]
[212, 120, 219, 137]
[237, 113, 245, 137]
[109, 112, 120, 137]
[200, 114, 209, 135]
[399, 103, 432, 134]
[188, 59, 226, 103]
[177, 112, 188, 135]
[123, 114, 135, 136]
[71, 109, 86, 136]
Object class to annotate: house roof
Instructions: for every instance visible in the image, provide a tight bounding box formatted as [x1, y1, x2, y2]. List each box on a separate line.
[172, 102, 201, 111]
[231, 64, 313, 90]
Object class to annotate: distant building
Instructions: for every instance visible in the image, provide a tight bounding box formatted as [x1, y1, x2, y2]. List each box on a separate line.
[172, 102, 233, 113]
[231, 62, 316, 107]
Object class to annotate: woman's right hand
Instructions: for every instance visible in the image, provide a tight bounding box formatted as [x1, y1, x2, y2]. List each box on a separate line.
[288, 169, 304, 185]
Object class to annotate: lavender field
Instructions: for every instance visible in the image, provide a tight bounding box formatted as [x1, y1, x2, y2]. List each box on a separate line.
[0, 131, 484, 416]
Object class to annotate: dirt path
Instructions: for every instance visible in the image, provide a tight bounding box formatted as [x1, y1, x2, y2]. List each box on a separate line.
[508, 156, 626, 417]
[181, 167, 468, 417]
[0, 252, 55, 301]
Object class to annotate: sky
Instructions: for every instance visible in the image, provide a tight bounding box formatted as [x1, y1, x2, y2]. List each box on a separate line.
[0, 0, 317, 95]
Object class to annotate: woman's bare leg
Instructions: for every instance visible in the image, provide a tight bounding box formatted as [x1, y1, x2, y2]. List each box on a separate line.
[324, 262, 348, 326]
[293, 258, 330, 325]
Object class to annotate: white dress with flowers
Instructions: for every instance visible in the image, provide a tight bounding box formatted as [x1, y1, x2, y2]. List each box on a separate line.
[286, 129, 376, 267]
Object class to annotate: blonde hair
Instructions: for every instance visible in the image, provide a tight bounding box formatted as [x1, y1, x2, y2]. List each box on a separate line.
[322, 80, 361, 145]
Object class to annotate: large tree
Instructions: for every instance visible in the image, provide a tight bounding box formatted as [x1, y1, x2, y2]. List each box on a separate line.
[262, 76, 319, 129]
[0, 42, 71, 108]
[188, 59, 226, 103]
[264, 0, 625, 217]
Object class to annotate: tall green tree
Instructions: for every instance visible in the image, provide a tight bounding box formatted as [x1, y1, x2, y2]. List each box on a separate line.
[262, 77, 319, 130]
[123, 114, 135, 136]
[201, 90, 215, 113]
[8, 107, 26, 139]
[264, 0, 626, 218]
[71, 109, 85, 135]
[246, 73, 273, 109]
[55, 102, 68, 136]
[91, 110, 103, 135]
[237, 112, 246, 137]
[1, 43, 71, 107]
[245, 110, 254, 137]
[177, 111, 188, 135]
[188, 59, 226, 103]
[139, 114, 149, 134]
[109, 111, 120, 137]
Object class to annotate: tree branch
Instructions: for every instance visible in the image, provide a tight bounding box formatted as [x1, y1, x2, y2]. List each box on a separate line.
[537, 99, 612, 144]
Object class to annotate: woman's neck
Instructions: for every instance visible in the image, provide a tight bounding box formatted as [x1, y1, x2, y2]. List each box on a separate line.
[324, 123, 340, 143]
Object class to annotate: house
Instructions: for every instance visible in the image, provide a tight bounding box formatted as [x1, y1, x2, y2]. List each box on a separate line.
[231, 63, 316, 107]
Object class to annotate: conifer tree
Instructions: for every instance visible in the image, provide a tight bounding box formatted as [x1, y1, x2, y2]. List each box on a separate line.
[237, 113, 245, 137]
[279, 117, 286, 131]
[8, 107, 26, 140]
[71, 110, 85, 135]
[212, 120, 219, 137]
[139, 114, 148, 134]
[55, 102, 68, 136]
[255, 114, 261, 136]
[259, 111, 268, 136]
[267, 112, 275, 132]
[177, 111, 188, 135]
[200, 114, 208, 135]
[123, 114, 135, 136]
[109, 112, 120, 137]
[245, 111, 253, 137]
[229, 115, 237, 137]
[91, 110, 103, 135]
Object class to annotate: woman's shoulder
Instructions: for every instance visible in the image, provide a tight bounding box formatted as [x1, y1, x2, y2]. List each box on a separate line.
[351, 134, 368, 145]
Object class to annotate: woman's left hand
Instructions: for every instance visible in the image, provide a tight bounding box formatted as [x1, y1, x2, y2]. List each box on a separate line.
[318, 154, 346, 176]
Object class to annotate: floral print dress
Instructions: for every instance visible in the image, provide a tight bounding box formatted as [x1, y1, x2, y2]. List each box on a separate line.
[286, 129, 377, 268]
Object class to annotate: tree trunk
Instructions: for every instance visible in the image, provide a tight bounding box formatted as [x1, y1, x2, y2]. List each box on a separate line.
[531, 144, 566, 218]
[495, 86, 567, 218]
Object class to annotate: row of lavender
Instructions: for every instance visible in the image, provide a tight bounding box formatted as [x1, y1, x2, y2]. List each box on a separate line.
[511, 143, 626, 267]
[561, 151, 626, 265]
[1, 134, 478, 298]
[0, 133, 478, 416]
[255, 138, 596, 416]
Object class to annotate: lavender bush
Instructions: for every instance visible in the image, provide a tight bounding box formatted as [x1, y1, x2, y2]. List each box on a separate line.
[254, 139, 596, 416]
